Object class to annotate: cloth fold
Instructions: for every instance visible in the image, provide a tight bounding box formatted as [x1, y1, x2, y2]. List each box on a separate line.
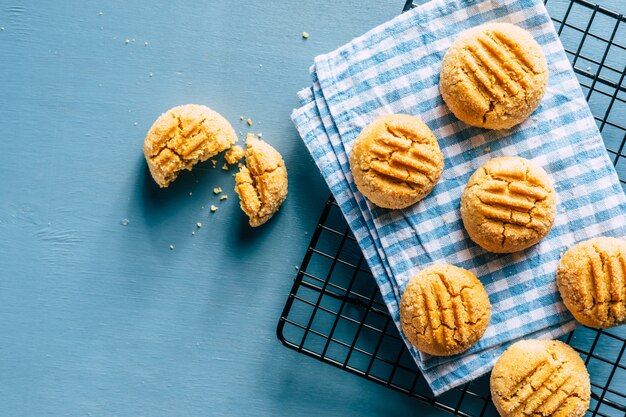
[291, 0, 626, 395]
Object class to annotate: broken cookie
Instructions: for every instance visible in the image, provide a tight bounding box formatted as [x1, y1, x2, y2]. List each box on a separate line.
[143, 104, 237, 187]
[235, 134, 288, 227]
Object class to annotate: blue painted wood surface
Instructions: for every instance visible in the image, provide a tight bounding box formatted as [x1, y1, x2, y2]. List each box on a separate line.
[0, 0, 622, 416]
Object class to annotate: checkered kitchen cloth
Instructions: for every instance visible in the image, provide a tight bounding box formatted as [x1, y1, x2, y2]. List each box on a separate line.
[291, 0, 626, 395]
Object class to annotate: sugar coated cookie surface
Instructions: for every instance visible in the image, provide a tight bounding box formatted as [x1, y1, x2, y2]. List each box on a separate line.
[557, 237, 626, 328]
[491, 340, 590, 417]
[440, 23, 548, 129]
[235, 134, 288, 227]
[143, 104, 237, 187]
[349, 114, 444, 209]
[461, 156, 555, 253]
[399, 264, 490, 356]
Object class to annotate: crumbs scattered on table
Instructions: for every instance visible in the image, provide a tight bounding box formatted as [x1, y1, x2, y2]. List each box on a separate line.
[222, 164, 229, 171]
[144, 41, 149, 46]
[240, 116, 244, 121]
[220, 195, 228, 201]
[484, 146, 490, 153]
[210, 205, 218, 212]
[196, 222, 203, 228]
[247, 118, 252, 126]
[169, 244, 174, 250]
[192, 231, 195, 236]
[211, 159, 218, 168]
[302, 31, 309, 39]
[125, 39, 130, 44]
[149, 72, 153, 77]
[120, 218, 130, 226]
[98, 11, 103, 16]
[213, 187, 222, 195]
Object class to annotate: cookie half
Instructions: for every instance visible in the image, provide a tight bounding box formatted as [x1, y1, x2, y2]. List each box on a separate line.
[491, 339, 590, 417]
[349, 114, 444, 209]
[440, 22, 548, 129]
[143, 104, 237, 187]
[235, 134, 288, 227]
[399, 264, 490, 356]
[461, 156, 556, 253]
[557, 237, 626, 328]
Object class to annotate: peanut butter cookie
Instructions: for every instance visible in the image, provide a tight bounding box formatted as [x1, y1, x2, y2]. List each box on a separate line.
[440, 23, 548, 129]
[491, 339, 590, 417]
[235, 134, 288, 227]
[349, 114, 444, 209]
[557, 237, 626, 328]
[399, 264, 491, 356]
[461, 156, 556, 253]
[144, 104, 237, 187]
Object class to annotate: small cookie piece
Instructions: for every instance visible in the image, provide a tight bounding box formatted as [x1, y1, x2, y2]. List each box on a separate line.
[143, 104, 237, 187]
[440, 23, 548, 129]
[349, 114, 444, 209]
[399, 264, 490, 356]
[225, 145, 245, 165]
[235, 134, 288, 227]
[491, 340, 590, 417]
[557, 237, 626, 328]
[461, 156, 556, 253]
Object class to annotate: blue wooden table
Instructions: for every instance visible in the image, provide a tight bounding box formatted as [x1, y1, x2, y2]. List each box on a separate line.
[0, 0, 622, 416]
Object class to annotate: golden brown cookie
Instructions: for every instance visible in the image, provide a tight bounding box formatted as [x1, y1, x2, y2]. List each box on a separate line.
[143, 104, 237, 187]
[235, 134, 288, 227]
[399, 264, 491, 356]
[557, 237, 626, 328]
[349, 114, 444, 209]
[440, 23, 548, 129]
[491, 339, 590, 417]
[461, 156, 556, 253]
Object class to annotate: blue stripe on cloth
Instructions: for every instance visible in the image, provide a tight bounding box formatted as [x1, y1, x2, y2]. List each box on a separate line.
[291, 0, 626, 395]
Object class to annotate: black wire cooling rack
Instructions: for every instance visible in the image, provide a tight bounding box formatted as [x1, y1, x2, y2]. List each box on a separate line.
[277, 0, 626, 416]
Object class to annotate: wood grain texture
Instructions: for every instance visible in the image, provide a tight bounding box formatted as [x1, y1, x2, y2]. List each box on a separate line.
[0, 0, 623, 416]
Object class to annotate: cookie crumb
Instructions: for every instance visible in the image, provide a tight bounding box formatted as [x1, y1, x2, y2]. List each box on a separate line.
[210, 205, 218, 212]
[98, 12, 103, 16]
[192, 231, 195, 236]
[220, 195, 228, 201]
[144, 41, 148, 46]
[120, 218, 130, 226]
[169, 245, 174, 250]
[125, 39, 130, 44]
[196, 222, 202, 228]
[222, 164, 229, 171]
[225, 145, 245, 165]
[240, 116, 244, 121]
[302, 31, 309, 39]
[295, 265, 299, 270]
[149, 72, 153, 77]
[213, 187, 222, 195]
[211, 159, 218, 167]
[246, 118, 252, 126]
[484, 146, 491, 152]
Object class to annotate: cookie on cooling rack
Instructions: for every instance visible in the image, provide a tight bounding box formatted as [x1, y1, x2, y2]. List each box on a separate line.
[557, 237, 626, 328]
[491, 339, 590, 417]
[349, 114, 444, 209]
[460, 156, 556, 253]
[399, 264, 491, 356]
[440, 22, 548, 129]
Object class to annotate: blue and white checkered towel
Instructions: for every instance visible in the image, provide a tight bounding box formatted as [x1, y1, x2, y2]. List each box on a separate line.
[291, 0, 626, 395]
